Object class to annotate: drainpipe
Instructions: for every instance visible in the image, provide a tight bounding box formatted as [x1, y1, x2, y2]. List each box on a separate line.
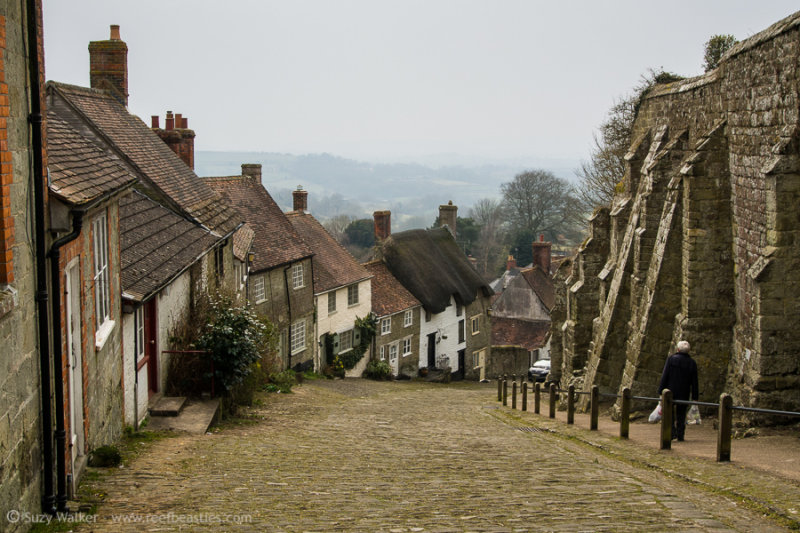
[47, 211, 84, 513]
[25, 0, 56, 515]
[283, 265, 293, 370]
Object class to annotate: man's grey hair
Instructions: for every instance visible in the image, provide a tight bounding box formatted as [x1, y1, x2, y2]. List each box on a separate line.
[677, 340, 690, 353]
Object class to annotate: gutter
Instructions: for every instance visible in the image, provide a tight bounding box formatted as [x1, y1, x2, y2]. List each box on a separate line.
[47, 210, 84, 513]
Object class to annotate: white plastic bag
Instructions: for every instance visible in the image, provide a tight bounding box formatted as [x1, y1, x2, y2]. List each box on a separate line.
[686, 404, 701, 425]
[648, 402, 662, 423]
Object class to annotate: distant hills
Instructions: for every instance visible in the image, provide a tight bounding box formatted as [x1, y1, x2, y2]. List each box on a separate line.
[195, 151, 581, 231]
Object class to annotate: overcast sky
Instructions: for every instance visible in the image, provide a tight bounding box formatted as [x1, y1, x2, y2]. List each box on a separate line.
[43, 1, 799, 164]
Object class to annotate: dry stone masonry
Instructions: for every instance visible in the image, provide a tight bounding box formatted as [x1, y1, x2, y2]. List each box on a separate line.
[551, 11, 800, 418]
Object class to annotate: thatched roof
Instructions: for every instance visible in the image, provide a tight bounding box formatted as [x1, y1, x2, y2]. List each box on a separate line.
[380, 227, 492, 313]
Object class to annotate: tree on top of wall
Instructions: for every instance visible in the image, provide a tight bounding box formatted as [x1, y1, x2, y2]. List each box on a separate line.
[703, 34, 738, 72]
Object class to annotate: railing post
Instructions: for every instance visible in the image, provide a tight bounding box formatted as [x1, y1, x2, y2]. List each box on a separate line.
[497, 377, 502, 402]
[534, 382, 541, 414]
[512, 381, 517, 410]
[717, 393, 733, 462]
[620, 387, 631, 439]
[521, 381, 527, 412]
[660, 389, 673, 450]
[549, 383, 557, 419]
[567, 384, 575, 424]
[590, 385, 599, 431]
[502, 377, 508, 406]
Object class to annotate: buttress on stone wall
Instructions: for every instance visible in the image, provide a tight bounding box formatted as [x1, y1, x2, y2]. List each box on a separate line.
[551, 11, 800, 417]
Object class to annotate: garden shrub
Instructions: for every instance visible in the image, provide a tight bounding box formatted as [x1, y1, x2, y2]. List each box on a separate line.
[364, 359, 392, 380]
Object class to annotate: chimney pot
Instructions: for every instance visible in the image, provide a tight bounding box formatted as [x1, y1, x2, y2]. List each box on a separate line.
[165, 111, 174, 130]
[110, 25, 121, 40]
[175, 113, 183, 128]
[292, 186, 308, 212]
[151, 115, 159, 128]
[89, 24, 129, 106]
[506, 255, 517, 271]
[373, 210, 391, 241]
[181, 117, 188, 128]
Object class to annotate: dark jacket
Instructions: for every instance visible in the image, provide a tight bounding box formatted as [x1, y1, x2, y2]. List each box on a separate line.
[658, 352, 698, 401]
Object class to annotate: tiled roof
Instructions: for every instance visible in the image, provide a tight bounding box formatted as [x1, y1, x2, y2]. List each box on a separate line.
[380, 227, 493, 314]
[363, 260, 420, 317]
[47, 111, 136, 205]
[232, 223, 255, 262]
[120, 189, 219, 302]
[204, 177, 312, 271]
[48, 82, 240, 236]
[286, 211, 371, 293]
[520, 267, 555, 311]
[491, 318, 550, 351]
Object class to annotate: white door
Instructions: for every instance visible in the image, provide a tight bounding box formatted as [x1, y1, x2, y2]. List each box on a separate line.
[66, 260, 85, 490]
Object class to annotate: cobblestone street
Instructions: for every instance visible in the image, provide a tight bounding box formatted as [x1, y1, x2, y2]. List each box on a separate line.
[71, 379, 797, 532]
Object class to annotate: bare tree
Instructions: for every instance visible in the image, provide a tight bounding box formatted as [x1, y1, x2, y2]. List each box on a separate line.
[501, 169, 578, 244]
[575, 69, 684, 218]
[469, 198, 507, 278]
[323, 214, 356, 244]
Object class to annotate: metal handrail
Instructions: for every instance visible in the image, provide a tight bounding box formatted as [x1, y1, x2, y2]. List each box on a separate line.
[496, 377, 800, 462]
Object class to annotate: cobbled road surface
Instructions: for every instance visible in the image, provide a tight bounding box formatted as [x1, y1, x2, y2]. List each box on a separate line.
[72, 379, 792, 532]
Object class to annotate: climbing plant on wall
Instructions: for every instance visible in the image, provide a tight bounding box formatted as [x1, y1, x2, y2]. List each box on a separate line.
[325, 314, 378, 372]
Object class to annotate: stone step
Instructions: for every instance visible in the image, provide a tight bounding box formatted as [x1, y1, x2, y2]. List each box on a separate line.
[146, 398, 220, 434]
[149, 396, 187, 417]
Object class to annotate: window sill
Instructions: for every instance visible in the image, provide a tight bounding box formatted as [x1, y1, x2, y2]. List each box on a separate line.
[255, 298, 267, 304]
[95, 320, 117, 351]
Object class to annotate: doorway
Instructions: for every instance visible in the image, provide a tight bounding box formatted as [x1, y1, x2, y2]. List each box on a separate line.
[65, 259, 85, 494]
[144, 298, 158, 396]
[427, 332, 436, 367]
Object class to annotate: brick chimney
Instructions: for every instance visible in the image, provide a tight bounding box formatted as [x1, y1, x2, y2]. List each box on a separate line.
[373, 210, 391, 241]
[292, 186, 308, 212]
[89, 25, 129, 107]
[506, 255, 517, 271]
[152, 110, 196, 169]
[532, 234, 552, 275]
[241, 164, 262, 183]
[438, 201, 457, 238]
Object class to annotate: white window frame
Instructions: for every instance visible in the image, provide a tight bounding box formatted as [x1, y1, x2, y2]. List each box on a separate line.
[92, 213, 111, 329]
[292, 263, 304, 289]
[389, 343, 398, 362]
[473, 349, 485, 369]
[471, 315, 480, 335]
[379, 345, 386, 360]
[253, 275, 266, 303]
[290, 319, 306, 355]
[403, 309, 413, 328]
[340, 329, 354, 352]
[347, 284, 359, 306]
[328, 292, 336, 314]
[402, 337, 411, 357]
[381, 317, 391, 335]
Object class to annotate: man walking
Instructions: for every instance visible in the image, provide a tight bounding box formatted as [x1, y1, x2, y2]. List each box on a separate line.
[658, 340, 699, 441]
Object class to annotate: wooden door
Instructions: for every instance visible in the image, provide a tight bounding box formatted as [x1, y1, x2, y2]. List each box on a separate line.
[145, 298, 158, 396]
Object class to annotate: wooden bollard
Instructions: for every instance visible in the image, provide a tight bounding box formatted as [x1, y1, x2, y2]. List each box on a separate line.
[590, 385, 599, 431]
[502, 378, 508, 406]
[717, 393, 732, 462]
[522, 382, 527, 411]
[567, 384, 575, 424]
[549, 383, 557, 419]
[620, 387, 631, 439]
[534, 382, 541, 414]
[497, 377, 502, 402]
[660, 389, 673, 450]
[512, 381, 517, 409]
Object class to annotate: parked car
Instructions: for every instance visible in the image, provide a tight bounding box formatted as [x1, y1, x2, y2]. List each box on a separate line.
[528, 359, 551, 382]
